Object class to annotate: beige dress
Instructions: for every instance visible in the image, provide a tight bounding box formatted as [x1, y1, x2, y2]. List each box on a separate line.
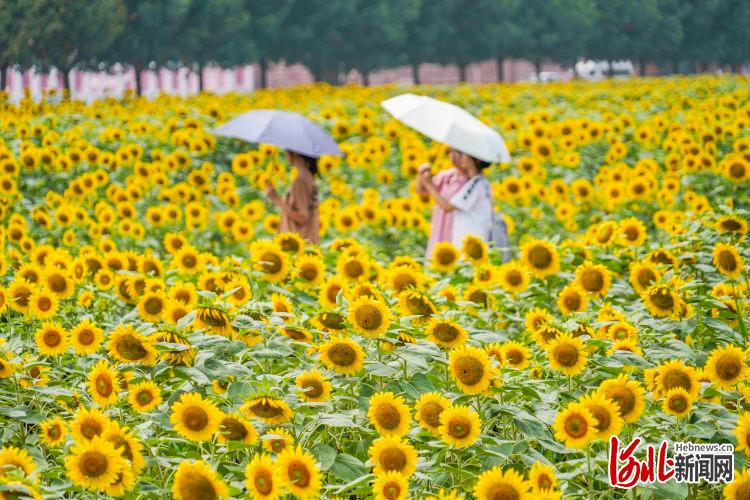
[278, 168, 319, 244]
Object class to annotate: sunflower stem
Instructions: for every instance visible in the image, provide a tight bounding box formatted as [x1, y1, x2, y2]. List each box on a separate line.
[586, 444, 594, 499]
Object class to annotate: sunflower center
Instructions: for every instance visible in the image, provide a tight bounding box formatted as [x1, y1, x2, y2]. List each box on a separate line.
[606, 387, 635, 417]
[420, 402, 444, 428]
[506, 349, 523, 365]
[254, 470, 273, 494]
[44, 330, 62, 347]
[384, 482, 402, 499]
[506, 271, 522, 286]
[432, 323, 459, 343]
[114, 334, 148, 360]
[354, 304, 383, 330]
[448, 416, 471, 438]
[661, 369, 692, 392]
[343, 260, 364, 279]
[637, 269, 656, 288]
[715, 354, 742, 380]
[718, 251, 738, 272]
[392, 273, 417, 292]
[650, 291, 675, 310]
[301, 380, 323, 399]
[183, 406, 209, 431]
[454, 355, 485, 386]
[37, 296, 53, 311]
[528, 245, 552, 268]
[465, 240, 484, 259]
[484, 483, 521, 500]
[136, 390, 154, 405]
[553, 344, 579, 367]
[589, 404, 611, 432]
[580, 270, 603, 292]
[379, 448, 407, 472]
[406, 295, 433, 317]
[327, 343, 356, 366]
[143, 297, 164, 315]
[564, 414, 588, 438]
[249, 400, 283, 418]
[96, 374, 113, 396]
[288, 460, 311, 487]
[436, 248, 456, 265]
[220, 417, 248, 441]
[81, 419, 103, 439]
[79, 451, 108, 477]
[668, 395, 687, 412]
[48, 424, 61, 439]
[374, 404, 401, 431]
[538, 474, 553, 490]
[177, 472, 218, 500]
[300, 266, 318, 281]
[721, 219, 742, 232]
[563, 293, 582, 311]
[47, 274, 67, 293]
[260, 251, 282, 274]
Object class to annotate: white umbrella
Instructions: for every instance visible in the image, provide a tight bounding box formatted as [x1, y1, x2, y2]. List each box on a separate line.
[381, 93, 511, 164]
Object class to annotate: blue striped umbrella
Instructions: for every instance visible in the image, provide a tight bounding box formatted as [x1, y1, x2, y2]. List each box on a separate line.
[214, 109, 343, 158]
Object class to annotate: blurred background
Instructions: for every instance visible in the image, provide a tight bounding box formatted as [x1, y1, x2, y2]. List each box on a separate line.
[1, 0, 748, 100]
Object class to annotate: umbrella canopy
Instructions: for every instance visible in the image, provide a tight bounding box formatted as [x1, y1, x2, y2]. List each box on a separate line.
[381, 93, 511, 164]
[214, 109, 343, 158]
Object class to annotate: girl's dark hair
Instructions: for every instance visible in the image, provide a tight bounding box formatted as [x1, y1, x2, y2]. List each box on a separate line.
[471, 155, 491, 171]
[296, 152, 319, 176]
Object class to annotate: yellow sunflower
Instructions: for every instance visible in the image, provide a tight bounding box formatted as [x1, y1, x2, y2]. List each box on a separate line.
[497, 261, 530, 294]
[368, 437, 418, 477]
[461, 234, 489, 263]
[713, 243, 744, 279]
[597, 375, 647, 423]
[438, 404, 481, 449]
[0, 446, 36, 476]
[414, 392, 451, 434]
[529, 461, 558, 493]
[319, 336, 365, 375]
[318, 276, 348, 309]
[574, 260, 611, 298]
[520, 239, 560, 278]
[553, 402, 597, 449]
[654, 359, 700, 399]
[169, 392, 223, 441]
[218, 413, 259, 445]
[295, 254, 325, 286]
[578, 392, 623, 441]
[86, 359, 119, 408]
[545, 333, 588, 376]
[127, 381, 163, 412]
[108, 324, 158, 366]
[734, 413, 750, 455]
[276, 446, 321, 500]
[251, 241, 290, 282]
[40, 416, 67, 447]
[295, 370, 332, 403]
[642, 283, 682, 319]
[449, 346, 493, 395]
[372, 471, 409, 500]
[426, 318, 468, 349]
[431, 242, 460, 272]
[473, 466, 531, 500]
[263, 427, 295, 454]
[705, 345, 748, 390]
[65, 436, 125, 492]
[28, 287, 58, 319]
[724, 468, 750, 500]
[241, 396, 293, 425]
[172, 460, 228, 500]
[70, 406, 110, 443]
[628, 261, 661, 294]
[136, 290, 168, 323]
[35, 322, 69, 356]
[557, 283, 589, 316]
[70, 319, 104, 355]
[245, 454, 280, 500]
[500, 342, 532, 370]
[348, 295, 392, 337]
[368, 392, 411, 437]
[662, 387, 693, 419]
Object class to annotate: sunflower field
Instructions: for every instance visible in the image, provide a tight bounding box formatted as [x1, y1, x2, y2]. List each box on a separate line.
[0, 76, 749, 500]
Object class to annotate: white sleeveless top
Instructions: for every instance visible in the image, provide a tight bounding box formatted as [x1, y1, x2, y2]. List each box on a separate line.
[449, 174, 492, 247]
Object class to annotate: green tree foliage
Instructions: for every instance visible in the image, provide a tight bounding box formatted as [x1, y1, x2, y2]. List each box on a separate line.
[110, 0, 192, 95]
[176, 0, 253, 91]
[341, 0, 420, 85]
[0, 0, 27, 91]
[516, 0, 598, 76]
[19, 0, 127, 91]
[243, 0, 295, 88]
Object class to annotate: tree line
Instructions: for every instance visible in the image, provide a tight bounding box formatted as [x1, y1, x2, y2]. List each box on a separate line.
[1, 0, 748, 93]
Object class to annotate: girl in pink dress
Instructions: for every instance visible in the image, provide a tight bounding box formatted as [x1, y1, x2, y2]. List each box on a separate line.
[416, 162, 469, 259]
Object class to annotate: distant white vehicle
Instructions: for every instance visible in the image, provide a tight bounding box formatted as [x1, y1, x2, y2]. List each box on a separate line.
[523, 71, 563, 83]
[575, 60, 635, 80]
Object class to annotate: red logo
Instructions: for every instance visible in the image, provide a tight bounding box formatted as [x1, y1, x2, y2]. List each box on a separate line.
[609, 436, 675, 488]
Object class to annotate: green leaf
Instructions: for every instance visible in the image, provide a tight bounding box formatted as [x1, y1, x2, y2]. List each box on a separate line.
[330, 453, 368, 483]
[314, 444, 337, 471]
